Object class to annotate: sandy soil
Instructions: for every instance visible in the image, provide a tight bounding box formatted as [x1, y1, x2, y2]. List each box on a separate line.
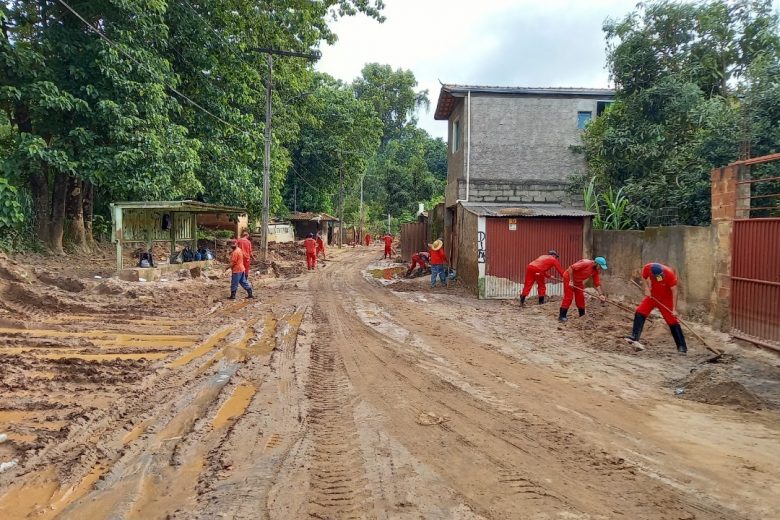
[0, 245, 778, 519]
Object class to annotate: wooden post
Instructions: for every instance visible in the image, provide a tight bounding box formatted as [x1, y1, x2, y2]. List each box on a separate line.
[169, 212, 176, 262]
[190, 212, 197, 254]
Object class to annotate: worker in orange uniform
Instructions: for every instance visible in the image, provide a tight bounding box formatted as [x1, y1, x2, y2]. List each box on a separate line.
[626, 263, 688, 354]
[519, 250, 565, 305]
[382, 233, 395, 259]
[315, 232, 326, 261]
[303, 233, 318, 270]
[225, 240, 253, 299]
[406, 251, 430, 277]
[236, 230, 253, 282]
[364, 233, 372, 247]
[558, 256, 607, 322]
[428, 239, 448, 288]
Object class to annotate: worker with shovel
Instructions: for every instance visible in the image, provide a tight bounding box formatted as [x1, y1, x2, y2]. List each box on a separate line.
[559, 257, 607, 322]
[626, 263, 687, 355]
[519, 250, 565, 305]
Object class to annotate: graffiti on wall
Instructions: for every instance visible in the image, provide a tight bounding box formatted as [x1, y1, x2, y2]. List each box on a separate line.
[477, 231, 486, 264]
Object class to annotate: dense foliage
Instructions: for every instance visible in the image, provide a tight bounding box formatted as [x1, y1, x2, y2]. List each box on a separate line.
[579, 0, 780, 227]
[2, 0, 447, 254]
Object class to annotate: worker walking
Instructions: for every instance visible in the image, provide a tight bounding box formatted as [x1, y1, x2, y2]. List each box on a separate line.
[559, 257, 607, 322]
[226, 240, 253, 299]
[304, 233, 317, 270]
[429, 239, 448, 288]
[382, 233, 394, 259]
[406, 251, 430, 277]
[364, 233, 372, 247]
[519, 250, 564, 305]
[626, 263, 688, 355]
[236, 230, 252, 281]
[316, 232, 326, 261]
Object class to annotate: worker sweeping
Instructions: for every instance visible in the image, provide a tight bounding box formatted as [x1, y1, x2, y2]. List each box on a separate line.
[626, 263, 687, 355]
[559, 257, 607, 322]
[236, 230, 253, 282]
[303, 233, 317, 271]
[364, 233, 372, 246]
[316, 232, 326, 261]
[406, 251, 430, 277]
[382, 233, 395, 259]
[519, 250, 564, 305]
[429, 239, 448, 288]
[225, 240, 253, 300]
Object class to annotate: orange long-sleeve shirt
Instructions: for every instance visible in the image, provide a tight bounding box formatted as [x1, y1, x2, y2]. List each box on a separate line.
[529, 255, 564, 276]
[568, 259, 601, 287]
[230, 248, 245, 274]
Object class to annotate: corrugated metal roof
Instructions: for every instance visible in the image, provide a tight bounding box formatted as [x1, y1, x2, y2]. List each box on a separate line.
[111, 200, 246, 214]
[461, 202, 594, 218]
[288, 211, 340, 222]
[435, 84, 615, 120]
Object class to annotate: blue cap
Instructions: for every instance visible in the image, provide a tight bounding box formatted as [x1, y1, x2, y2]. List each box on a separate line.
[594, 256, 608, 270]
[651, 263, 663, 276]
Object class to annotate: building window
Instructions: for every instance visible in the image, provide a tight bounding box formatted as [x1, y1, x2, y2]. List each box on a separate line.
[452, 120, 461, 153]
[577, 111, 592, 129]
[597, 101, 613, 116]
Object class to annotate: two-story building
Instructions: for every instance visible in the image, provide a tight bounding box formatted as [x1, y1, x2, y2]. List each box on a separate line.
[434, 84, 615, 298]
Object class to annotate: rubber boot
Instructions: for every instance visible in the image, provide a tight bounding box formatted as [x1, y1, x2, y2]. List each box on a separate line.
[626, 313, 647, 342]
[246, 288, 254, 299]
[578, 307, 586, 317]
[538, 296, 545, 305]
[519, 295, 526, 305]
[670, 324, 687, 355]
[558, 307, 568, 322]
[229, 291, 237, 300]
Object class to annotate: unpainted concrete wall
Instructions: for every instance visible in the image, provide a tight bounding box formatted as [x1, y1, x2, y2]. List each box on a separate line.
[594, 226, 717, 319]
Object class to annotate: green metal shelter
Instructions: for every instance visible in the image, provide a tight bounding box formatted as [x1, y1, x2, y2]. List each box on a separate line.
[111, 200, 247, 272]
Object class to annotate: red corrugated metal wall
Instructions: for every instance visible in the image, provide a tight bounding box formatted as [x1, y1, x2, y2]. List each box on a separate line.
[400, 222, 428, 261]
[485, 217, 584, 298]
[731, 218, 780, 342]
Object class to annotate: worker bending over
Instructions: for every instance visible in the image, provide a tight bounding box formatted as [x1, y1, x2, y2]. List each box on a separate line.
[304, 233, 317, 271]
[406, 251, 430, 277]
[519, 250, 564, 305]
[559, 257, 607, 322]
[626, 263, 687, 355]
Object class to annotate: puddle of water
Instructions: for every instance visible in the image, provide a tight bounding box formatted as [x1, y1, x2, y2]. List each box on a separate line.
[91, 338, 194, 349]
[126, 455, 204, 520]
[368, 266, 407, 280]
[41, 352, 169, 361]
[212, 384, 257, 429]
[169, 326, 237, 368]
[220, 317, 261, 362]
[246, 314, 278, 357]
[6, 432, 37, 443]
[122, 419, 152, 445]
[0, 328, 114, 338]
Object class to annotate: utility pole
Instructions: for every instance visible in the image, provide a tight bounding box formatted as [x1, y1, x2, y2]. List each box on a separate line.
[338, 168, 344, 248]
[256, 47, 320, 262]
[359, 173, 364, 245]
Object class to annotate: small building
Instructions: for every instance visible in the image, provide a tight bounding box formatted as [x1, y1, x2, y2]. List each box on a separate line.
[266, 221, 295, 244]
[111, 200, 246, 275]
[288, 212, 340, 244]
[434, 84, 611, 297]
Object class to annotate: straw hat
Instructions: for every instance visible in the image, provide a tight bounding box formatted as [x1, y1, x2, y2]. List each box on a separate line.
[431, 239, 443, 251]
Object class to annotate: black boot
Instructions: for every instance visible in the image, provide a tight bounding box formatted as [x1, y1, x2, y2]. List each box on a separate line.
[578, 307, 586, 317]
[626, 313, 647, 342]
[229, 291, 237, 300]
[558, 307, 568, 322]
[538, 296, 545, 305]
[246, 288, 254, 299]
[519, 295, 526, 305]
[670, 324, 687, 355]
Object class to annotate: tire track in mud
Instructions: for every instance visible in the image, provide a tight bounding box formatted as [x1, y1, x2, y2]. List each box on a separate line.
[311, 252, 745, 520]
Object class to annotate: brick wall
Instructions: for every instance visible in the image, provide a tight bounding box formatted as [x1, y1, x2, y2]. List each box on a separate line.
[450, 179, 584, 207]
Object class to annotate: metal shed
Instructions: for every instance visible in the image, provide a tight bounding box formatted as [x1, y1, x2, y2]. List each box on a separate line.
[111, 201, 247, 272]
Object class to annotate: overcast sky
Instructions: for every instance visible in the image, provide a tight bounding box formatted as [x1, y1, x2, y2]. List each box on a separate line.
[316, 0, 780, 140]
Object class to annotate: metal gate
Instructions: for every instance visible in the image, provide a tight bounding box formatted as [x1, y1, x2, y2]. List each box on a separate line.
[731, 218, 780, 343]
[400, 222, 428, 261]
[484, 217, 583, 298]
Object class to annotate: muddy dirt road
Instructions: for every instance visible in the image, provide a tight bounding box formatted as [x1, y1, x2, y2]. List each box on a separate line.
[0, 249, 778, 519]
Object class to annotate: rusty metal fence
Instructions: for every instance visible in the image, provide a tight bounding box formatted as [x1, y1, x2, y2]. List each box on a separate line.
[400, 222, 428, 261]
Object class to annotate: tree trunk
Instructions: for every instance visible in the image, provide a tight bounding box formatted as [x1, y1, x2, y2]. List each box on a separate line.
[48, 170, 68, 254]
[64, 176, 88, 252]
[14, 103, 50, 245]
[82, 181, 95, 246]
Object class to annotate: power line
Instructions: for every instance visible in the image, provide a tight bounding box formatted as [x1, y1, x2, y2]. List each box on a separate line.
[55, 0, 253, 138]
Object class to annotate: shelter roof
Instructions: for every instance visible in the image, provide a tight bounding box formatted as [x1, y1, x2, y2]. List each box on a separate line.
[111, 200, 246, 214]
[460, 202, 594, 218]
[288, 212, 340, 222]
[434, 84, 616, 120]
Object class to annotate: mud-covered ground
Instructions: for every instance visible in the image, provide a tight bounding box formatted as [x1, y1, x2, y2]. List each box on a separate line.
[0, 245, 778, 519]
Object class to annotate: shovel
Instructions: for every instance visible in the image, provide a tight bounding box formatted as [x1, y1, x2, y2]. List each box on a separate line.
[630, 280, 723, 361]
